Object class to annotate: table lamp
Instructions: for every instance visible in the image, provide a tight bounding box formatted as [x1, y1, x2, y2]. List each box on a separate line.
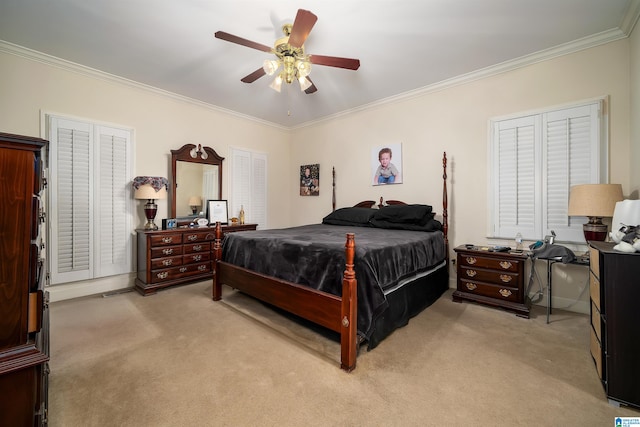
[568, 183, 623, 242]
[188, 196, 202, 215]
[133, 176, 168, 230]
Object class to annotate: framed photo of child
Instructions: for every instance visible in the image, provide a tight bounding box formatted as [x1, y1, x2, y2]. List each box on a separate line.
[300, 164, 319, 196]
[371, 143, 403, 185]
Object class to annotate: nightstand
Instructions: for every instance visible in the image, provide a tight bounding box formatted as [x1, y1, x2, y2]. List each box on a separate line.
[452, 245, 530, 318]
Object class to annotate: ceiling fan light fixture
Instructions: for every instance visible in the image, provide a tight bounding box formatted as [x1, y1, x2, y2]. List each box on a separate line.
[270, 75, 283, 92]
[298, 76, 312, 91]
[296, 59, 311, 77]
[263, 59, 280, 76]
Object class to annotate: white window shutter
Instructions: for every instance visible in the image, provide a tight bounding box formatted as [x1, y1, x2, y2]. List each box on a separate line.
[492, 115, 540, 240]
[230, 148, 267, 229]
[49, 118, 93, 284]
[542, 103, 600, 242]
[95, 127, 132, 276]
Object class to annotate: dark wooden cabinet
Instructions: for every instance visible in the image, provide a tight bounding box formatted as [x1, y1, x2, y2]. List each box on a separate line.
[452, 246, 530, 318]
[589, 241, 640, 409]
[0, 132, 49, 426]
[135, 223, 257, 295]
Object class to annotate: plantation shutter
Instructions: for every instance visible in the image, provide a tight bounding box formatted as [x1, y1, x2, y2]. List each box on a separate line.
[542, 104, 601, 242]
[492, 115, 541, 239]
[50, 119, 93, 283]
[230, 148, 267, 229]
[49, 116, 133, 285]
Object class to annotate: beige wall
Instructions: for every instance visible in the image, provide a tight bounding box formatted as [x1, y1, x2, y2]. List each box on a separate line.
[0, 36, 635, 308]
[290, 39, 632, 313]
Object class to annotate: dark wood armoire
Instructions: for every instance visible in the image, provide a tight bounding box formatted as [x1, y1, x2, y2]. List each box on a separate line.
[0, 132, 49, 425]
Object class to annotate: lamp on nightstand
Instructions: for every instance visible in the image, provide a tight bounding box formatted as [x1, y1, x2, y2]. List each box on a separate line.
[568, 184, 623, 242]
[188, 196, 202, 215]
[133, 176, 169, 230]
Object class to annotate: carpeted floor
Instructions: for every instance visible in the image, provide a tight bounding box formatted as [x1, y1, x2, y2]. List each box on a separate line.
[48, 281, 639, 426]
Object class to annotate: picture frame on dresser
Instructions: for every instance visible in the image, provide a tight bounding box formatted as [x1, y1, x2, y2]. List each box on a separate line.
[207, 199, 228, 224]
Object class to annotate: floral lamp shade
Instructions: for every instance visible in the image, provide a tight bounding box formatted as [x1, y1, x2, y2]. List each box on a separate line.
[132, 176, 169, 230]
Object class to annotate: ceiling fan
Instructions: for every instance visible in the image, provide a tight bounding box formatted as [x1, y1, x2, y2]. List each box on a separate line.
[215, 9, 360, 94]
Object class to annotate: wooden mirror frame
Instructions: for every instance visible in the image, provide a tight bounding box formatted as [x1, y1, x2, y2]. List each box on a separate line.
[170, 144, 224, 219]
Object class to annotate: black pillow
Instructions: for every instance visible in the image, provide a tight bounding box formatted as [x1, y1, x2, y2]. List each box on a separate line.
[370, 217, 442, 232]
[322, 207, 376, 226]
[372, 204, 433, 225]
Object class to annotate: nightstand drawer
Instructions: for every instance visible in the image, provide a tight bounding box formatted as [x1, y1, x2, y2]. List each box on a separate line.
[460, 266, 519, 285]
[589, 272, 600, 312]
[591, 300, 601, 340]
[459, 279, 520, 302]
[458, 254, 521, 272]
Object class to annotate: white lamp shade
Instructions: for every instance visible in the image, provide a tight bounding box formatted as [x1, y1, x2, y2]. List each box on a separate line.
[134, 184, 167, 200]
[568, 184, 623, 217]
[188, 196, 202, 206]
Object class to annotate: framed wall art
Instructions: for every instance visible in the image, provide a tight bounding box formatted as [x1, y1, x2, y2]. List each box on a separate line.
[300, 164, 320, 196]
[371, 143, 403, 185]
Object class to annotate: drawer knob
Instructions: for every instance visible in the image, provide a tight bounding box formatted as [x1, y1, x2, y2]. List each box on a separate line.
[499, 261, 513, 269]
[198, 264, 207, 271]
[499, 274, 512, 283]
[193, 244, 202, 251]
[499, 289, 512, 297]
[157, 271, 168, 279]
[180, 267, 188, 273]
[162, 259, 173, 266]
[162, 237, 173, 243]
[188, 235, 198, 241]
[465, 270, 477, 277]
[193, 254, 202, 261]
[465, 282, 477, 291]
[162, 248, 173, 255]
[465, 256, 477, 265]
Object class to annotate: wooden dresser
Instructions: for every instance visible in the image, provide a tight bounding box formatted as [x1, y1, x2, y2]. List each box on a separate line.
[589, 241, 640, 408]
[452, 246, 530, 318]
[135, 223, 257, 295]
[0, 133, 49, 426]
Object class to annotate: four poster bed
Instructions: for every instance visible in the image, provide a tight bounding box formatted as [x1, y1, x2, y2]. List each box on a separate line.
[212, 152, 449, 371]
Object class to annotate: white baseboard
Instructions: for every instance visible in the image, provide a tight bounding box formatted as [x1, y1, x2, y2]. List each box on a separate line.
[47, 273, 136, 302]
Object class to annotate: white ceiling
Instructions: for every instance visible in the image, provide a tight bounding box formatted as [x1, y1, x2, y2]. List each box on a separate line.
[1, 1, 638, 128]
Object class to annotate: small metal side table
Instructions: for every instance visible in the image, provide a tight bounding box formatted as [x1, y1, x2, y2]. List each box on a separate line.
[544, 256, 590, 323]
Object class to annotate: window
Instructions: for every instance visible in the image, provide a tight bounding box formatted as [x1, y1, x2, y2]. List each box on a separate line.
[47, 115, 134, 284]
[489, 99, 607, 243]
[230, 147, 267, 229]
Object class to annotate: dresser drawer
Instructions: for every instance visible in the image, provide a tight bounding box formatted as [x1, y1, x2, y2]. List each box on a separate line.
[151, 245, 183, 259]
[151, 255, 183, 270]
[589, 272, 600, 312]
[458, 254, 521, 272]
[588, 246, 599, 280]
[150, 262, 211, 283]
[184, 252, 211, 264]
[590, 327, 603, 380]
[149, 233, 183, 246]
[182, 230, 215, 243]
[458, 279, 520, 302]
[590, 300, 601, 341]
[459, 266, 519, 286]
[183, 242, 211, 253]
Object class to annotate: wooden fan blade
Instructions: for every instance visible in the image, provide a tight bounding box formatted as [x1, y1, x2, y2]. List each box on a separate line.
[310, 54, 360, 70]
[304, 77, 317, 94]
[214, 31, 272, 53]
[240, 68, 266, 83]
[288, 9, 318, 48]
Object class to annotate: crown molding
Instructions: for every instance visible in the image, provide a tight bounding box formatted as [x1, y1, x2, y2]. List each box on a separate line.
[0, 40, 288, 131]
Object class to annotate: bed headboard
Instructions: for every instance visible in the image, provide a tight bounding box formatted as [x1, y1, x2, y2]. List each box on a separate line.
[332, 152, 449, 243]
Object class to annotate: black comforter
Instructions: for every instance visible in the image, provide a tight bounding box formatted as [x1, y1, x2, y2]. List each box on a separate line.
[221, 224, 446, 341]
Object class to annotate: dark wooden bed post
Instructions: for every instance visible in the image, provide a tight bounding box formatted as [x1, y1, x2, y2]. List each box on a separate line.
[212, 221, 223, 301]
[341, 233, 357, 372]
[442, 152, 448, 249]
[332, 167, 336, 212]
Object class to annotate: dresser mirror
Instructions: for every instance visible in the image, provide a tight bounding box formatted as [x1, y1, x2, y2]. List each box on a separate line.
[171, 144, 224, 219]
